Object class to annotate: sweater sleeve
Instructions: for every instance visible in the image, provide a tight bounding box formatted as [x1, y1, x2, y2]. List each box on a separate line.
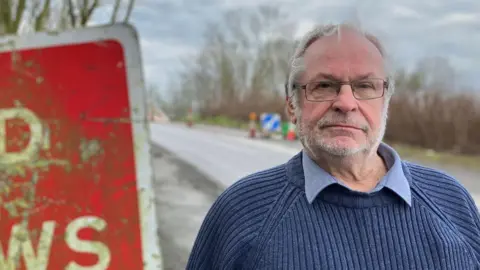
[185, 190, 255, 269]
[463, 187, 480, 235]
[408, 163, 480, 262]
[186, 167, 287, 269]
[450, 183, 480, 262]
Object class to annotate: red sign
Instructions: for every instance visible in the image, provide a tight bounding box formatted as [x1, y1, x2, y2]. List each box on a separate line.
[0, 25, 162, 269]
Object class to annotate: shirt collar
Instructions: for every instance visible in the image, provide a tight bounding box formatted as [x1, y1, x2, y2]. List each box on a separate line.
[303, 142, 412, 206]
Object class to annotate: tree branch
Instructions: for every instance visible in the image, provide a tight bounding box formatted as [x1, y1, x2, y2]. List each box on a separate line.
[110, 0, 121, 24]
[0, 0, 13, 33]
[67, 0, 77, 28]
[81, 0, 99, 26]
[11, 0, 26, 33]
[34, 0, 51, 32]
[124, 0, 135, 23]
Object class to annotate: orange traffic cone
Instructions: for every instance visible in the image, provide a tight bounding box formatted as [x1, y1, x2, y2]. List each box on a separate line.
[249, 120, 256, 138]
[286, 122, 296, 141]
[248, 112, 257, 138]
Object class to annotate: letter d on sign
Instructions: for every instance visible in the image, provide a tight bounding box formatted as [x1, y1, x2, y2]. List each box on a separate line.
[0, 108, 45, 165]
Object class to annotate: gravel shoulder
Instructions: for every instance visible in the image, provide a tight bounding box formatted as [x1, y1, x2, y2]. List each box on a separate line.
[151, 143, 222, 270]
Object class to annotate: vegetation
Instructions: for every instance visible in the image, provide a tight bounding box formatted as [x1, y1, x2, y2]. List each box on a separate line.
[0, 0, 136, 35]
[387, 142, 480, 171]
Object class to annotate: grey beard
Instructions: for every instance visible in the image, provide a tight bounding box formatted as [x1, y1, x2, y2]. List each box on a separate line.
[296, 105, 389, 159]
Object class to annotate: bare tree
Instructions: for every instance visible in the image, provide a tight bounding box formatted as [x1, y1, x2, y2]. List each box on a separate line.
[171, 5, 296, 119]
[66, 0, 99, 28]
[0, 0, 136, 35]
[0, 0, 28, 34]
[415, 56, 457, 93]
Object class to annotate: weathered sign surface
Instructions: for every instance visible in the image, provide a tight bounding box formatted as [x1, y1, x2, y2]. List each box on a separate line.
[0, 24, 162, 269]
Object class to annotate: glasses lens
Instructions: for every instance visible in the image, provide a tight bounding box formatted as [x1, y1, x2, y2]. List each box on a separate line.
[305, 81, 339, 101]
[352, 79, 385, 100]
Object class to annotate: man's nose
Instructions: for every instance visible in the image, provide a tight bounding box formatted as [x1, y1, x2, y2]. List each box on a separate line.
[331, 85, 358, 113]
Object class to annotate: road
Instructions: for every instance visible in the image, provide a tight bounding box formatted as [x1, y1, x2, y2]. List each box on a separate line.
[150, 122, 480, 197]
[150, 123, 297, 187]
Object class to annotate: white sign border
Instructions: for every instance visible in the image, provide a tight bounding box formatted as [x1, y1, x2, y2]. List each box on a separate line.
[0, 24, 163, 270]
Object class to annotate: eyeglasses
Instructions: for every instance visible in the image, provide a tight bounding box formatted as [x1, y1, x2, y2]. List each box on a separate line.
[293, 78, 388, 102]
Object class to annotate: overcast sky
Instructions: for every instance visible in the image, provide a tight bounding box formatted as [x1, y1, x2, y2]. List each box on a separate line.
[93, 0, 480, 96]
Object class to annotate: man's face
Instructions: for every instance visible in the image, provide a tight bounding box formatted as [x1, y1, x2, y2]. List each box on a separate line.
[294, 28, 388, 157]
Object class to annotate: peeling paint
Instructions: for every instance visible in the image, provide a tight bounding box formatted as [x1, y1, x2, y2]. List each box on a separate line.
[79, 138, 103, 163]
[35, 76, 44, 84]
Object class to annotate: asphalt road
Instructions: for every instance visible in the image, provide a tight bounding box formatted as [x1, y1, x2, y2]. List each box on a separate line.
[150, 123, 297, 187]
[150, 122, 479, 196]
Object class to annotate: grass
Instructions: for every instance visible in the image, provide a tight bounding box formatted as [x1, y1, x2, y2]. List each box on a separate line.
[387, 142, 480, 171]
[187, 116, 480, 171]
[195, 116, 250, 130]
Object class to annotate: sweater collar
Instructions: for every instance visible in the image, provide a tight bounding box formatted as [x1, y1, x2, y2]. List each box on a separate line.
[300, 142, 412, 206]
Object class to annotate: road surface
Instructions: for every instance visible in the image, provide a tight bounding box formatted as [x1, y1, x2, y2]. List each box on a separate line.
[150, 122, 480, 199]
[150, 123, 297, 187]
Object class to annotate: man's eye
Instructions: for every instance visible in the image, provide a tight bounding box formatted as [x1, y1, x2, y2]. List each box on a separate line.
[356, 82, 374, 88]
[314, 82, 335, 89]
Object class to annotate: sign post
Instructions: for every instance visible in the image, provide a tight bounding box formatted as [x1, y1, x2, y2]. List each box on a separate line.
[0, 24, 162, 269]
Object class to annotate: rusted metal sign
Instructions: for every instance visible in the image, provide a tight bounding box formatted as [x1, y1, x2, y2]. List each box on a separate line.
[0, 24, 162, 269]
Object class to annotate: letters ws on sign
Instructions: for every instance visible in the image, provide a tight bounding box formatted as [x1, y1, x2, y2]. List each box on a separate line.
[0, 25, 161, 269]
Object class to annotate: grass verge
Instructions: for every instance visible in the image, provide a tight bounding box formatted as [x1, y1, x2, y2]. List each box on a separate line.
[387, 142, 480, 171]
[196, 116, 250, 129]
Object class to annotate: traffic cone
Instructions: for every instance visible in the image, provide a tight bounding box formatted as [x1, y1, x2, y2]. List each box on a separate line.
[249, 119, 256, 138]
[286, 122, 296, 141]
[248, 112, 257, 138]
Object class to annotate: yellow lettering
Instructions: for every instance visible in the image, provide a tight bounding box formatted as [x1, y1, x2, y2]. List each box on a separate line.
[0, 108, 47, 165]
[0, 221, 55, 270]
[65, 216, 111, 270]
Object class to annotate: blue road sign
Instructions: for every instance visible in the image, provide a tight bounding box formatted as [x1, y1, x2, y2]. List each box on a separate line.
[260, 113, 281, 133]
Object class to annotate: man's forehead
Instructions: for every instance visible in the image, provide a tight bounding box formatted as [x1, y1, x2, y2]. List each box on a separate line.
[306, 28, 382, 59]
[303, 28, 385, 79]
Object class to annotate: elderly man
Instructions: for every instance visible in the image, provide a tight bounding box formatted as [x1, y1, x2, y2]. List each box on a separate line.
[187, 23, 480, 269]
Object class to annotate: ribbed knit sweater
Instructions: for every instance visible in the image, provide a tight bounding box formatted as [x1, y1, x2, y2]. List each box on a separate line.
[187, 152, 480, 269]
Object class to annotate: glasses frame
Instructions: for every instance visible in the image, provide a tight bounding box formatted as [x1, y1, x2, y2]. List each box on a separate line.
[293, 78, 388, 102]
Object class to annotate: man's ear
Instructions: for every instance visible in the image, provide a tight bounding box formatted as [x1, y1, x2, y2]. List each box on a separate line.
[286, 97, 297, 124]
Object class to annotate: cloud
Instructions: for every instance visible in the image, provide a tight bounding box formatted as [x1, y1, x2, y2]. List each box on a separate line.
[105, 0, 480, 94]
[140, 40, 196, 62]
[391, 5, 422, 18]
[294, 21, 316, 39]
[432, 13, 479, 26]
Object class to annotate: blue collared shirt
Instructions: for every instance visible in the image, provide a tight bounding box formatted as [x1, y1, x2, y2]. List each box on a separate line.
[303, 142, 412, 206]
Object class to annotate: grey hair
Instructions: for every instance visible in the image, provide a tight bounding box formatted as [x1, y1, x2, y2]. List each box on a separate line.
[286, 23, 396, 108]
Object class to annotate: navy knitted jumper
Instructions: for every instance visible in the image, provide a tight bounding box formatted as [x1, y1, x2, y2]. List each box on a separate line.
[187, 153, 480, 269]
